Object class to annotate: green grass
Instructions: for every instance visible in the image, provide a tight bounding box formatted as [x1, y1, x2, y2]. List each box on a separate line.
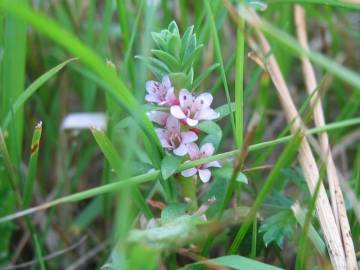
[0, 0, 359, 269]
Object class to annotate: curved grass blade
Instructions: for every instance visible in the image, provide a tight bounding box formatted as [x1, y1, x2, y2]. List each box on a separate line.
[2, 58, 76, 129]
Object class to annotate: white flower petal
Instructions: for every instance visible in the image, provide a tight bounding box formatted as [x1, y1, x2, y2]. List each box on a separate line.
[145, 81, 157, 94]
[147, 111, 169, 125]
[173, 144, 188, 156]
[145, 94, 161, 104]
[162, 75, 172, 89]
[196, 109, 220, 120]
[179, 89, 194, 108]
[186, 143, 200, 160]
[156, 128, 169, 140]
[186, 118, 198, 127]
[194, 93, 213, 109]
[181, 167, 197, 177]
[200, 143, 214, 156]
[198, 169, 211, 183]
[170, 106, 186, 119]
[166, 115, 180, 133]
[181, 131, 198, 143]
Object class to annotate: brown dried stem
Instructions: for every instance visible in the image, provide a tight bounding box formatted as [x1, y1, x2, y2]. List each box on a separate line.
[294, 5, 357, 269]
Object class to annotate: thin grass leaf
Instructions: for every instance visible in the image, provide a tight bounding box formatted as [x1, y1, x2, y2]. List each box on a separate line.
[22, 122, 42, 209]
[91, 128, 153, 219]
[228, 133, 303, 254]
[2, 58, 76, 129]
[204, 0, 236, 143]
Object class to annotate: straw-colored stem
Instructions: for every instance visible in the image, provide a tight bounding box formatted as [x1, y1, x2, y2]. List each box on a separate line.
[294, 5, 357, 269]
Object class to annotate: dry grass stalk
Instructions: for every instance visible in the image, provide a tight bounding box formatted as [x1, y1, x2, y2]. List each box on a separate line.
[294, 5, 357, 270]
[222, 3, 348, 268]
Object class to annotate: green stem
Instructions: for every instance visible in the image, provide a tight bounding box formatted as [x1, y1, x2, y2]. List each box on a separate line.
[179, 175, 198, 211]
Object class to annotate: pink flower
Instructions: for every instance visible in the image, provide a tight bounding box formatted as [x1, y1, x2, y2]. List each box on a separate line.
[145, 76, 178, 106]
[156, 116, 198, 156]
[170, 89, 219, 126]
[147, 111, 169, 126]
[181, 143, 221, 183]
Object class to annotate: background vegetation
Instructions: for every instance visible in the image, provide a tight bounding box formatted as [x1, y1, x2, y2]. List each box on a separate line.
[0, 0, 359, 269]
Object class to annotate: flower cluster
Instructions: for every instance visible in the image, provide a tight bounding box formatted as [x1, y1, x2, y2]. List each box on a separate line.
[146, 76, 221, 183]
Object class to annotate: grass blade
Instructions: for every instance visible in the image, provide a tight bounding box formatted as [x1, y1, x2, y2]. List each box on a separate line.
[22, 122, 42, 209]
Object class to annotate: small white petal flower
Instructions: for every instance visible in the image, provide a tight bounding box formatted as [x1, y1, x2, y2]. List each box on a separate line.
[170, 89, 219, 126]
[180, 143, 221, 183]
[145, 76, 178, 106]
[155, 116, 198, 156]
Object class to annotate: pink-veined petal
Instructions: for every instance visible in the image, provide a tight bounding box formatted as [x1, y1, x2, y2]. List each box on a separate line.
[160, 139, 171, 148]
[165, 87, 178, 106]
[147, 111, 169, 126]
[198, 169, 211, 183]
[162, 75, 172, 89]
[146, 81, 157, 94]
[187, 143, 200, 160]
[145, 94, 161, 104]
[200, 143, 214, 156]
[205, 161, 221, 168]
[194, 93, 213, 109]
[181, 131, 198, 143]
[195, 108, 220, 120]
[166, 115, 180, 133]
[181, 167, 197, 177]
[173, 143, 188, 156]
[170, 106, 186, 119]
[186, 118, 198, 127]
[179, 89, 194, 109]
[156, 128, 169, 140]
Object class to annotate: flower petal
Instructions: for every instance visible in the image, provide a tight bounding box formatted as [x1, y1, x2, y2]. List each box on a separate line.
[200, 143, 214, 156]
[147, 111, 169, 126]
[194, 93, 213, 109]
[186, 118, 198, 127]
[146, 81, 157, 94]
[186, 143, 200, 160]
[162, 75, 172, 89]
[170, 105, 186, 119]
[166, 115, 180, 133]
[145, 94, 161, 104]
[198, 169, 211, 183]
[156, 128, 169, 140]
[181, 131, 198, 143]
[173, 143, 188, 156]
[165, 87, 178, 106]
[181, 167, 197, 177]
[205, 161, 221, 168]
[179, 89, 194, 109]
[195, 108, 220, 120]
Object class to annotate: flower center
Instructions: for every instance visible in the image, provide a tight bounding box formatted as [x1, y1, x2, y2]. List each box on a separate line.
[169, 132, 181, 148]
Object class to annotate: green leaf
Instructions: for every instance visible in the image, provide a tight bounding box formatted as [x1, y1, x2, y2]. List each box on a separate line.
[2, 58, 76, 129]
[259, 210, 296, 248]
[213, 166, 248, 184]
[197, 121, 222, 149]
[180, 25, 194, 60]
[151, 49, 180, 71]
[215, 103, 236, 120]
[184, 255, 284, 270]
[22, 122, 42, 209]
[161, 155, 182, 180]
[161, 202, 188, 223]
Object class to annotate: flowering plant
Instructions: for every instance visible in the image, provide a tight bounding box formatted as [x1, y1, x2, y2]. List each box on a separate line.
[141, 21, 222, 184]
